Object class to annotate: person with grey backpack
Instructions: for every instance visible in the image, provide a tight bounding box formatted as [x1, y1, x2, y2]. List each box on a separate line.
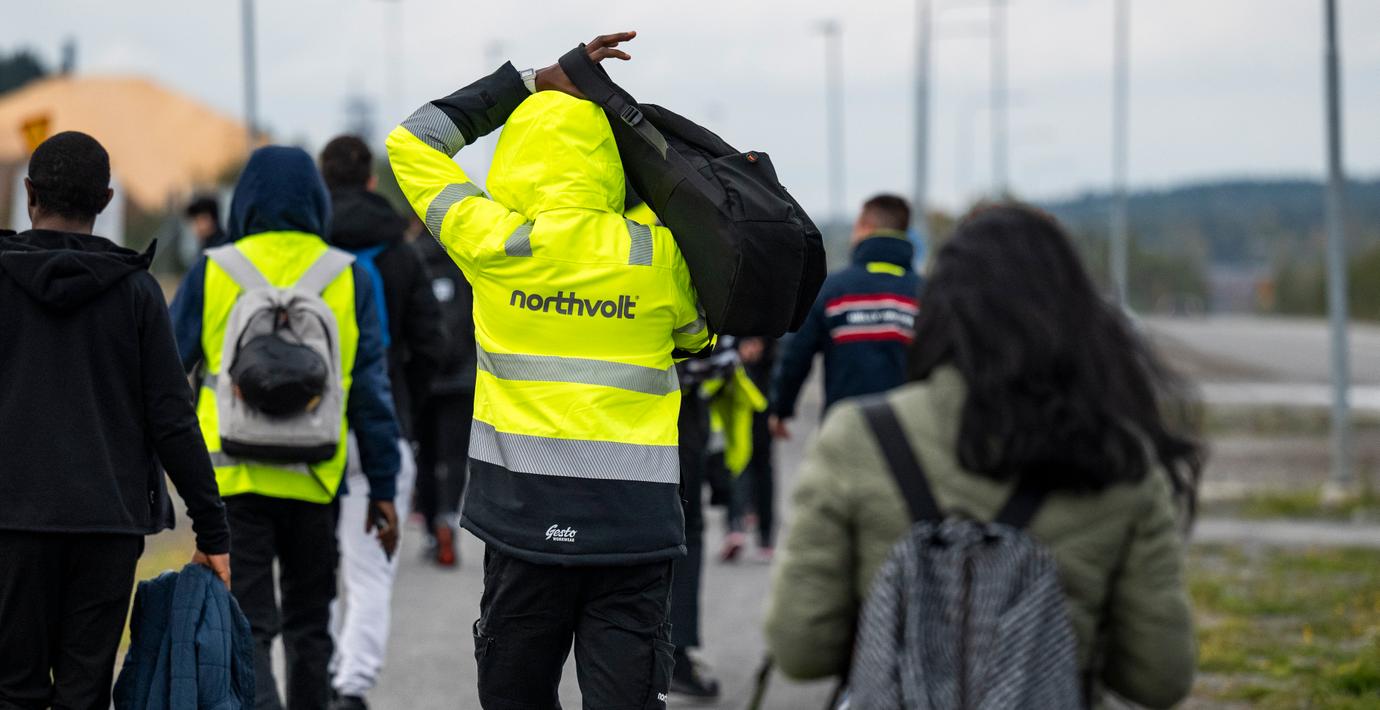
[171, 146, 401, 710]
[764, 205, 1201, 709]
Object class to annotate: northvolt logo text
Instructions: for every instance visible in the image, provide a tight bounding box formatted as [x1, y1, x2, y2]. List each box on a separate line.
[510, 290, 638, 319]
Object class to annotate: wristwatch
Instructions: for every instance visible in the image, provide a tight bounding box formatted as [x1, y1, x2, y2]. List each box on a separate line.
[519, 68, 537, 94]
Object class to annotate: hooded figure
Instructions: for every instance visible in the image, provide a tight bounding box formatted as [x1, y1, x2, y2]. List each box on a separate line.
[0, 130, 229, 710]
[168, 145, 400, 710]
[387, 57, 711, 708]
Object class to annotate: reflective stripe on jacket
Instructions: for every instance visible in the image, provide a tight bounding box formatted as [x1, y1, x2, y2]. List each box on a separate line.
[387, 63, 710, 564]
[197, 231, 360, 503]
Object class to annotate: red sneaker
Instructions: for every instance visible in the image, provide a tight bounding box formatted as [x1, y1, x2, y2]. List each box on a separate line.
[434, 523, 458, 568]
[718, 532, 746, 563]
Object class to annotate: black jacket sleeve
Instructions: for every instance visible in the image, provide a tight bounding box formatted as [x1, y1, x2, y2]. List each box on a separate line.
[400, 244, 448, 417]
[770, 289, 829, 419]
[138, 276, 229, 554]
[429, 62, 531, 148]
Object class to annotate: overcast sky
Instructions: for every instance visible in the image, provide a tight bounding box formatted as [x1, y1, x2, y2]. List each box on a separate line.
[6, 0, 1379, 218]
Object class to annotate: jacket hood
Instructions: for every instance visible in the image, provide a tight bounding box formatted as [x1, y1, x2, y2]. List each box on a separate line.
[852, 232, 914, 269]
[487, 92, 625, 218]
[228, 145, 331, 240]
[0, 229, 154, 311]
[326, 188, 406, 250]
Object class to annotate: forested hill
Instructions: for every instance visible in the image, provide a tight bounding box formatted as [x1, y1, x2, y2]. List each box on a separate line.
[1041, 178, 1380, 264]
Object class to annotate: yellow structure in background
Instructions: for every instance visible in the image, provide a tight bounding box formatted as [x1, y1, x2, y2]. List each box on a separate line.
[0, 75, 249, 210]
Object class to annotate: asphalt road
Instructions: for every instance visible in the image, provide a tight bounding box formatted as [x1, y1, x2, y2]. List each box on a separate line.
[365, 383, 834, 710]
[1143, 315, 1380, 385]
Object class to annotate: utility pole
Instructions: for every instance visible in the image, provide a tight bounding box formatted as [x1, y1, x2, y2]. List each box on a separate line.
[1322, 0, 1352, 494]
[914, 0, 932, 244]
[1110, 0, 1130, 306]
[819, 20, 846, 225]
[241, 0, 258, 148]
[990, 0, 1008, 197]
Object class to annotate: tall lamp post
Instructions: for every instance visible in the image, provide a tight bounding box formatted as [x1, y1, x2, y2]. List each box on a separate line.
[1322, 0, 1352, 494]
[1110, 0, 1130, 306]
[818, 20, 846, 226]
[914, 0, 932, 243]
[241, 0, 258, 147]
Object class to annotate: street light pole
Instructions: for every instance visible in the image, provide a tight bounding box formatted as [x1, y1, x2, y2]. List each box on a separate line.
[990, 0, 1008, 197]
[1322, 0, 1352, 493]
[819, 20, 846, 225]
[1110, 0, 1130, 306]
[241, 0, 258, 147]
[914, 0, 932, 242]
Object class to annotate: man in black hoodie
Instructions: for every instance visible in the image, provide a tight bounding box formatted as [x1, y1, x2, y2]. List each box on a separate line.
[0, 131, 230, 709]
[319, 135, 446, 709]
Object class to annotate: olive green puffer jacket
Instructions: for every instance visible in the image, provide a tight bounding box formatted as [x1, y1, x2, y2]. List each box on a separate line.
[764, 369, 1196, 709]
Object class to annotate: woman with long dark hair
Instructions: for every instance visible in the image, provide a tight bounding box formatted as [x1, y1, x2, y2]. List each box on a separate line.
[765, 204, 1201, 709]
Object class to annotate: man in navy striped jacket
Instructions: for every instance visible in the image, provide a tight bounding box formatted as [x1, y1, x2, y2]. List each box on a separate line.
[769, 194, 922, 438]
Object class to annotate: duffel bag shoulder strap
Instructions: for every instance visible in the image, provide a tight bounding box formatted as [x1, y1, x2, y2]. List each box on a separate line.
[558, 45, 669, 158]
[556, 45, 727, 205]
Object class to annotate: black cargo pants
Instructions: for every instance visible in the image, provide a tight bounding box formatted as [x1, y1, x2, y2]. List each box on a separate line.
[473, 547, 675, 710]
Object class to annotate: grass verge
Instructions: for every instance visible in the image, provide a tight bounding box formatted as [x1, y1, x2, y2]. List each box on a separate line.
[1190, 545, 1380, 708]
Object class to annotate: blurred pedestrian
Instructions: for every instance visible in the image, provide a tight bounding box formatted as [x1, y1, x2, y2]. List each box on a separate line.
[769, 194, 922, 439]
[720, 336, 778, 563]
[319, 135, 446, 710]
[186, 193, 229, 249]
[0, 131, 230, 709]
[387, 32, 709, 709]
[765, 204, 1201, 709]
[413, 234, 476, 568]
[170, 145, 401, 710]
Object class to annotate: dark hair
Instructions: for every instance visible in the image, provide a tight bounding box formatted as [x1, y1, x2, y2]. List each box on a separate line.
[909, 204, 1202, 516]
[862, 194, 911, 231]
[319, 135, 372, 191]
[185, 194, 220, 221]
[28, 131, 110, 220]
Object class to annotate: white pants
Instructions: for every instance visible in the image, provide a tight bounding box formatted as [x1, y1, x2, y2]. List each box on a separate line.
[331, 436, 416, 697]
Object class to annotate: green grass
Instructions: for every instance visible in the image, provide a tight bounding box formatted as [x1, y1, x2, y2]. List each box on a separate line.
[1189, 545, 1380, 708]
[1201, 488, 1380, 522]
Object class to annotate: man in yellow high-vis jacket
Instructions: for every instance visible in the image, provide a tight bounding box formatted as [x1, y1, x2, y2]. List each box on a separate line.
[171, 146, 401, 710]
[388, 32, 709, 709]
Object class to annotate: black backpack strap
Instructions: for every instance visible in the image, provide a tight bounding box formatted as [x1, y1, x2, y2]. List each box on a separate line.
[558, 45, 670, 158]
[993, 477, 1049, 529]
[860, 399, 942, 523]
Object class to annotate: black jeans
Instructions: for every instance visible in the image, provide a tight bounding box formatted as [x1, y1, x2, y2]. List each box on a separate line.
[0, 531, 143, 710]
[226, 494, 339, 710]
[415, 390, 473, 526]
[474, 547, 675, 710]
[727, 410, 776, 548]
[670, 393, 707, 650]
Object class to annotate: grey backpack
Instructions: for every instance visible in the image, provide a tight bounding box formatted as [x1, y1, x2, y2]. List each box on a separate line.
[846, 399, 1083, 710]
[206, 245, 354, 464]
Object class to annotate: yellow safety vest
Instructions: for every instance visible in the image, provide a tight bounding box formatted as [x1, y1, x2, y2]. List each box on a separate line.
[198, 231, 359, 503]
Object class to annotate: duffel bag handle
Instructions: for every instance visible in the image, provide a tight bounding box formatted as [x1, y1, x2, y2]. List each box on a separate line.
[558, 45, 670, 158]
[557, 45, 729, 207]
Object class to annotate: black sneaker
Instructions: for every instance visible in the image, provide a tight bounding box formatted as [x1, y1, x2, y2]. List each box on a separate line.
[669, 647, 720, 703]
[330, 695, 368, 710]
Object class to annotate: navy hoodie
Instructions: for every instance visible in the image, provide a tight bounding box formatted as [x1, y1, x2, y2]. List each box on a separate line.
[771, 233, 922, 417]
[168, 146, 400, 500]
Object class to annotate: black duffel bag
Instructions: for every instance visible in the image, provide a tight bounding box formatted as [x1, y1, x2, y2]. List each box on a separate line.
[558, 45, 826, 338]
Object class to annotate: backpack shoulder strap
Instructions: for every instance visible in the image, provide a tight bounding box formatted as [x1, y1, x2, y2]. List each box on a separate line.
[205, 244, 269, 291]
[994, 477, 1049, 530]
[295, 248, 355, 295]
[860, 398, 943, 523]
